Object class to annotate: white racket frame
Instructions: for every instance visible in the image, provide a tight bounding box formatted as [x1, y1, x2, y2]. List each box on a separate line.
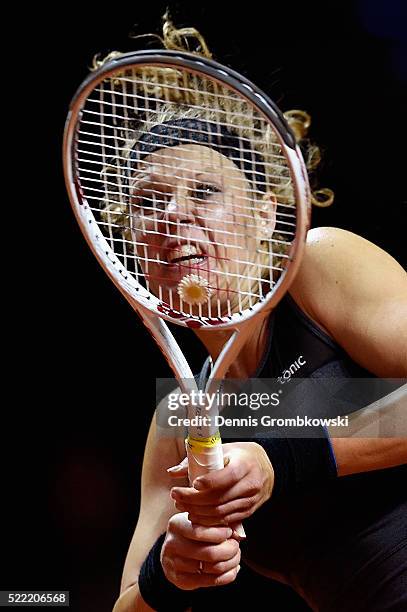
[63, 50, 311, 498]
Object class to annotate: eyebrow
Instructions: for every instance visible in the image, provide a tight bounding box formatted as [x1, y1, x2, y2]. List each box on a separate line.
[134, 165, 222, 181]
[196, 167, 222, 177]
[194, 171, 226, 186]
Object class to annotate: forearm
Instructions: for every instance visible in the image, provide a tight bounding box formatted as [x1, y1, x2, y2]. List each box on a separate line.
[331, 438, 407, 476]
[329, 383, 407, 438]
[328, 384, 407, 475]
[113, 583, 155, 612]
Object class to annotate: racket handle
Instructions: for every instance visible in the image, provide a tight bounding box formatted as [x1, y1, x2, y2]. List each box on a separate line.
[186, 441, 246, 539]
[186, 439, 224, 479]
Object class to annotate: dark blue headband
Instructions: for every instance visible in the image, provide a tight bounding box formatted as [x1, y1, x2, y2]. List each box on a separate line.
[130, 118, 265, 191]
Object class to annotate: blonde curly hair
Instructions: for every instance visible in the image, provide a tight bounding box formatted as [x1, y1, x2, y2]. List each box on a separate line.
[97, 13, 333, 207]
[93, 14, 333, 304]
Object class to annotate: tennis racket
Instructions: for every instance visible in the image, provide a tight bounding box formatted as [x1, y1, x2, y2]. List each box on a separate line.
[63, 49, 311, 536]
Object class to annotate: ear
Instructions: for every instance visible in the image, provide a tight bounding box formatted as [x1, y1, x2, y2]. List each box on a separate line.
[255, 193, 277, 240]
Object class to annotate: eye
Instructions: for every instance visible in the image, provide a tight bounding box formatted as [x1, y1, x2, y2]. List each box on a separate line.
[131, 189, 167, 215]
[192, 183, 222, 200]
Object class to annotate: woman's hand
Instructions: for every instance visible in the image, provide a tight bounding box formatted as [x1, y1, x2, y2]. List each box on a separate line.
[161, 512, 241, 590]
[168, 442, 274, 526]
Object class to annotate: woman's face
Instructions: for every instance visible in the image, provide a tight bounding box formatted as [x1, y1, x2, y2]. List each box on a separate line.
[130, 143, 273, 313]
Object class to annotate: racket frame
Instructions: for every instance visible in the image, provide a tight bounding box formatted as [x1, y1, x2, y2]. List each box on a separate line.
[63, 49, 311, 495]
[64, 50, 310, 335]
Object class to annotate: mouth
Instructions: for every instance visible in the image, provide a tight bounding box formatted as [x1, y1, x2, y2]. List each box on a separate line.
[166, 243, 208, 267]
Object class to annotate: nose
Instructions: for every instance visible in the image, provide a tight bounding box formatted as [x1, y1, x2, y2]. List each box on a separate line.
[164, 187, 195, 224]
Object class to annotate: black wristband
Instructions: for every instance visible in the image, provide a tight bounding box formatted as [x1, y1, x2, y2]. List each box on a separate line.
[138, 533, 193, 611]
[254, 428, 338, 497]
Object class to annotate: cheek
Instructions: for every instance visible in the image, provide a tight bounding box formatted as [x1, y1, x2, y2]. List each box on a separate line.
[208, 201, 236, 251]
[228, 196, 254, 248]
[132, 222, 159, 261]
[210, 194, 238, 223]
[226, 197, 254, 250]
[200, 202, 227, 225]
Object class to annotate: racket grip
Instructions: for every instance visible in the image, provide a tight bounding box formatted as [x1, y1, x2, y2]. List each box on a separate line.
[186, 439, 224, 479]
[186, 441, 246, 539]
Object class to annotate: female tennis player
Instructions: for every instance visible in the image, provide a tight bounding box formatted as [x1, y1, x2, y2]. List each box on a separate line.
[111, 18, 407, 612]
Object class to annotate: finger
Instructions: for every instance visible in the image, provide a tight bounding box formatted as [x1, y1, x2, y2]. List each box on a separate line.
[193, 461, 249, 492]
[172, 565, 241, 589]
[189, 510, 253, 527]
[174, 485, 255, 513]
[201, 551, 241, 576]
[167, 457, 189, 477]
[171, 472, 256, 505]
[213, 564, 241, 586]
[183, 495, 257, 520]
[224, 509, 256, 524]
[171, 550, 241, 576]
[189, 515, 229, 527]
[169, 555, 204, 574]
[169, 513, 233, 543]
[188, 514, 252, 529]
[168, 536, 239, 564]
[171, 480, 248, 506]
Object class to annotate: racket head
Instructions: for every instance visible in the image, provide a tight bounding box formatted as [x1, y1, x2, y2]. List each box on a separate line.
[64, 49, 311, 329]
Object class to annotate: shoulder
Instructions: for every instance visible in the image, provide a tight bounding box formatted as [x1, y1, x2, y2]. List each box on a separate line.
[290, 227, 407, 376]
[291, 226, 406, 312]
[297, 226, 403, 281]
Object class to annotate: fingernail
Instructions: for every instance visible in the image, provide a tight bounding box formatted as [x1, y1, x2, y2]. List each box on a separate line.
[237, 565, 241, 573]
[193, 479, 204, 490]
[167, 465, 183, 473]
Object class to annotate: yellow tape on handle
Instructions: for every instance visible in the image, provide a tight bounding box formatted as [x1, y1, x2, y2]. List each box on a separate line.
[186, 431, 221, 453]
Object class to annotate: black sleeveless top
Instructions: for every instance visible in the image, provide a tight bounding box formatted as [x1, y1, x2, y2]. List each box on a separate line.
[197, 294, 407, 610]
[257, 293, 370, 379]
[199, 293, 391, 424]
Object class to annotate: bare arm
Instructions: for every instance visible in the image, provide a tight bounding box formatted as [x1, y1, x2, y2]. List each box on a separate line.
[291, 227, 407, 474]
[331, 437, 407, 476]
[113, 416, 187, 612]
[113, 410, 240, 611]
[292, 227, 407, 378]
[330, 384, 407, 476]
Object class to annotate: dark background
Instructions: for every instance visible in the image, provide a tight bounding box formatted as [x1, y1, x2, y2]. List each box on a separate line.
[3, 1, 406, 610]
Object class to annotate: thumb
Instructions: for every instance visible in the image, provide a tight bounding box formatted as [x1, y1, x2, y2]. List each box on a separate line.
[167, 456, 189, 477]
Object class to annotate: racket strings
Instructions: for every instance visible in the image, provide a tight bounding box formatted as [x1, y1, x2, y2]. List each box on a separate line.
[95, 215, 296, 247]
[80, 175, 296, 220]
[78, 154, 296, 227]
[80, 105, 287, 150]
[78, 150, 288, 191]
[75, 63, 297, 317]
[81, 164, 294, 219]
[84, 236, 288, 272]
